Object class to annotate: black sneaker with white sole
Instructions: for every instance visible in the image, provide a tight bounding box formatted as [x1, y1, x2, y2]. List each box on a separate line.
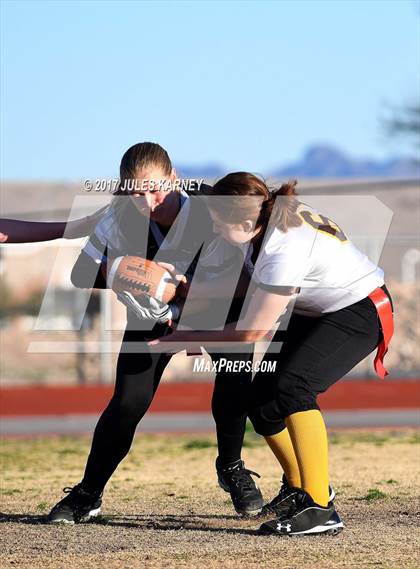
[259, 475, 336, 518]
[217, 459, 264, 517]
[259, 489, 344, 536]
[47, 484, 102, 524]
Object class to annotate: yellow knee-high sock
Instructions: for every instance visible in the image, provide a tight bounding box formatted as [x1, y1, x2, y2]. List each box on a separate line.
[285, 410, 329, 507]
[264, 428, 301, 488]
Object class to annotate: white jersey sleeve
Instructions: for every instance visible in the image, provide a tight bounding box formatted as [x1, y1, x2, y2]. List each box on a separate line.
[82, 206, 123, 263]
[197, 236, 241, 281]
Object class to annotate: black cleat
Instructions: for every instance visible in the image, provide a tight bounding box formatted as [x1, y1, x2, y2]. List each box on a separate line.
[259, 475, 336, 519]
[47, 484, 102, 524]
[259, 489, 344, 536]
[217, 459, 264, 517]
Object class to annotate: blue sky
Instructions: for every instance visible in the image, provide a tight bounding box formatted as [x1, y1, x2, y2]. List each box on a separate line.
[1, 0, 419, 180]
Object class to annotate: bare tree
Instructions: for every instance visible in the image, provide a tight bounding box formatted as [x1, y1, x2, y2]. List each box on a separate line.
[384, 102, 420, 148]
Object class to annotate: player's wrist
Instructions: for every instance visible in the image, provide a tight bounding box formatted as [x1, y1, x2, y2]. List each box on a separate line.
[107, 256, 124, 290]
[167, 301, 180, 322]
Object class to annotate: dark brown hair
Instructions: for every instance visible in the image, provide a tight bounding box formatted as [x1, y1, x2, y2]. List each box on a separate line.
[117, 142, 172, 194]
[112, 142, 173, 222]
[204, 172, 302, 233]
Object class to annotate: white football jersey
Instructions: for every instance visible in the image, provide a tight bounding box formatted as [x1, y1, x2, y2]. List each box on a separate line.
[82, 190, 197, 277]
[80, 190, 231, 311]
[237, 203, 384, 316]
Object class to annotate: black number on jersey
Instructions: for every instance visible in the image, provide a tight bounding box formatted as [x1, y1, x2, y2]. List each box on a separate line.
[299, 210, 347, 242]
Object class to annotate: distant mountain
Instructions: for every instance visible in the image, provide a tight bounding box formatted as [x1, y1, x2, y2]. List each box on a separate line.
[177, 163, 225, 179]
[274, 145, 420, 179]
[176, 145, 419, 179]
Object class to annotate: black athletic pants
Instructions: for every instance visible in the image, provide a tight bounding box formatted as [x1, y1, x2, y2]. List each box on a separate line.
[248, 285, 393, 435]
[80, 328, 253, 493]
[210, 348, 254, 467]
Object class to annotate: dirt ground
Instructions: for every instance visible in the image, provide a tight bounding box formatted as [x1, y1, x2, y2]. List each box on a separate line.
[1, 429, 419, 569]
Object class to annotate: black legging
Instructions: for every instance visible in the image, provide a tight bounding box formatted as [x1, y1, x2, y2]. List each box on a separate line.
[210, 349, 254, 466]
[81, 328, 253, 493]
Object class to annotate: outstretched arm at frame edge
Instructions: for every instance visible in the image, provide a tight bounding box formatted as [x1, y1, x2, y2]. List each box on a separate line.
[0, 206, 109, 243]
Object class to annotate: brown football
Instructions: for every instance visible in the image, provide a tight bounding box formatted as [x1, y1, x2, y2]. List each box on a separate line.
[109, 256, 177, 304]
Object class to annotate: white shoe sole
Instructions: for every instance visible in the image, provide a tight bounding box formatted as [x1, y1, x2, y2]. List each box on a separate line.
[80, 507, 101, 521]
[261, 521, 344, 536]
[239, 506, 263, 517]
[290, 521, 344, 536]
[49, 507, 101, 524]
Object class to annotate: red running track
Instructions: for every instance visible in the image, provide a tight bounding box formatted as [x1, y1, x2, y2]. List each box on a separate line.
[1, 380, 419, 416]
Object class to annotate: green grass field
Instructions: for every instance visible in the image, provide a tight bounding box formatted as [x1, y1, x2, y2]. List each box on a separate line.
[1, 429, 419, 568]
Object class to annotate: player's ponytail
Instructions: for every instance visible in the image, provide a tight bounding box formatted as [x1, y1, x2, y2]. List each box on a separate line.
[263, 179, 301, 232]
[204, 172, 302, 233]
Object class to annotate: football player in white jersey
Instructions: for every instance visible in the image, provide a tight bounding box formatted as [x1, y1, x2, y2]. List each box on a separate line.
[0, 146, 265, 521]
[151, 171, 394, 536]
